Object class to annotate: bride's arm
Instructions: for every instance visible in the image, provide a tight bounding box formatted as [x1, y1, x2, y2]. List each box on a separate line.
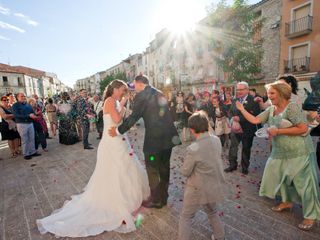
[104, 98, 123, 124]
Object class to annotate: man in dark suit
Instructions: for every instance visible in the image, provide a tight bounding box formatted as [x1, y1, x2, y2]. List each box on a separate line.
[109, 75, 180, 208]
[224, 82, 260, 175]
[76, 89, 94, 150]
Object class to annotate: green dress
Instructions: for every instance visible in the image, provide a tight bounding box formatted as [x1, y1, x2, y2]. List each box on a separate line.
[258, 102, 320, 220]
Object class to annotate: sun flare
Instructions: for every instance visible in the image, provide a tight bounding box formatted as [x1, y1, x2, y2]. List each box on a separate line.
[156, 0, 206, 35]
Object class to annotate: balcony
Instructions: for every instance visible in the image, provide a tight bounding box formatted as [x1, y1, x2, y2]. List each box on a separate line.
[285, 15, 313, 38]
[284, 57, 310, 73]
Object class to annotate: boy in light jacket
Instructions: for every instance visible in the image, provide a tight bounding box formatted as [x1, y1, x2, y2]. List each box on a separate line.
[178, 111, 225, 240]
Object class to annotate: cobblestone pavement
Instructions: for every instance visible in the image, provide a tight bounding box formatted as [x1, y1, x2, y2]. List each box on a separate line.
[1, 125, 320, 240]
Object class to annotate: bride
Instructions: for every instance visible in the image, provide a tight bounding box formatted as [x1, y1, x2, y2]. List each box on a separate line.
[37, 80, 150, 237]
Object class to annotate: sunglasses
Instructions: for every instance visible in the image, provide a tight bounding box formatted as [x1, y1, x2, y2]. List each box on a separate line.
[1, 99, 9, 102]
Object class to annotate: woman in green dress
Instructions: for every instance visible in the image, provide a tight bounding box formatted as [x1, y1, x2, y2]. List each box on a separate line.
[236, 81, 320, 230]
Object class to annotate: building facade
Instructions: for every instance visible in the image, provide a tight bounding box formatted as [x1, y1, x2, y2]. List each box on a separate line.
[280, 0, 320, 93]
[76, 0, 320, 97]
[252, 0, 282, 82]
[0, 63, 67, 97]
[0, 64, 25, 96]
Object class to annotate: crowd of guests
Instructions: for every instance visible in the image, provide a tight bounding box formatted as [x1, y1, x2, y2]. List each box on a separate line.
[168, 74, 320, 233]
[0, 89, 111, 160]
[1, 73, 320, 235]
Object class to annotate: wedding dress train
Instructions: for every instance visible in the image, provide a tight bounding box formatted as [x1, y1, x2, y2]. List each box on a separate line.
[37, 113, 150, 237]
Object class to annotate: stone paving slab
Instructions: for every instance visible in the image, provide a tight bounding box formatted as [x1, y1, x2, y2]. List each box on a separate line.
[1, 126, 320, 240]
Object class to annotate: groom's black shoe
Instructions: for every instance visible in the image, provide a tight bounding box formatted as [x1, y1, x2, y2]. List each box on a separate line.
[84, 146, 94, 150]
[224, 166, 237, 173]
[142, 201, 163, 209]
[241, 168, 249, 175]
[161, 199, 167, 206]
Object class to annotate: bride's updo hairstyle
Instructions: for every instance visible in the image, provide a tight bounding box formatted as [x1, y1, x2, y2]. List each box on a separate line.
[103, 79, 127, 101]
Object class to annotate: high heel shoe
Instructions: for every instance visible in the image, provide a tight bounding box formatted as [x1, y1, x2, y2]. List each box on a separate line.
[298, 219, 315, 231]
[271, 202, 293, 212]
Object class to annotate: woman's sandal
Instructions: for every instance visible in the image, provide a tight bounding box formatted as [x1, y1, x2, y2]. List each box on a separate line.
[271, 202, 293, 212]
[298, 219, 315, 231]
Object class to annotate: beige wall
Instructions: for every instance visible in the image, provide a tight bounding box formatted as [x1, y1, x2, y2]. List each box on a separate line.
[280, 0, 320, 74]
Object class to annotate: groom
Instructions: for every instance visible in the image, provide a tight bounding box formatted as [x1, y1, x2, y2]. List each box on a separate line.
[109, 74, 180, 208]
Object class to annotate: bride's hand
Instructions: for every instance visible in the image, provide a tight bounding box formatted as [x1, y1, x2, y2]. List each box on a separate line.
[120, 96, 129, 106]
[108, 126, 117, 137]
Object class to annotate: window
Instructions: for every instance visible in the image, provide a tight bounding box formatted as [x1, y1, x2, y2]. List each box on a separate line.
[196, 45, 203, 59]
[254, 10, 262, 19]
[2, 76, 8, 86]
[18, 77, 23, 86]
[286, 42, 310, 72]
[286, 2, 313, 36]
[293, 4, 311, 20]
[292, 44, 308, 59]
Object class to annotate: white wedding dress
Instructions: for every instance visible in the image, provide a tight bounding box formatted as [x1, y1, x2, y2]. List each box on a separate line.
[37, 108, 150, 237]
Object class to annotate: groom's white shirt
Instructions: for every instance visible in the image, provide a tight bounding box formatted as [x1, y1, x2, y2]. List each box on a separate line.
[116, 128, 121, 136]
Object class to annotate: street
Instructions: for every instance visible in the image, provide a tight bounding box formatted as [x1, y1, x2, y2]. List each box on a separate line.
[1, 124, 320, 240]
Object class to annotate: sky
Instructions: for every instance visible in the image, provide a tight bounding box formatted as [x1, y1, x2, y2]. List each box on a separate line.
[0, 0, 260, 87]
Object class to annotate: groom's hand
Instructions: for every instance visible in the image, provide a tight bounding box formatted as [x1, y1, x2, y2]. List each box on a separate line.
[108, 126, 117, 137]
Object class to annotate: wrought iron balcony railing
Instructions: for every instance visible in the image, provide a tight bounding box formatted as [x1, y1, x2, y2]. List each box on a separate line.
[284, 57, 310, 73]
[285, 15, 313, 38]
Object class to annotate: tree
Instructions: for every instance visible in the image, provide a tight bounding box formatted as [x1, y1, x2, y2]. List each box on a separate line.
[99, 71, 127, 94]
[207, 0, 263, 84]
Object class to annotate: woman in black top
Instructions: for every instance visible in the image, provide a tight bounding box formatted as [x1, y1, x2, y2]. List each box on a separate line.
[0, 96, 20, 157]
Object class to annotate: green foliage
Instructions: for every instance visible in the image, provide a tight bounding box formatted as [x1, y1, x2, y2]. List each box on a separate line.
[99, 71, 127, 93]
[207, 0, 263, 84]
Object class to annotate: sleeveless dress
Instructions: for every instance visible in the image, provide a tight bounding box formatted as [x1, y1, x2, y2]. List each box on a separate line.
[46, 104, 57, 124]
[258, 103, 320, 220]
[36, 104, 150, 237]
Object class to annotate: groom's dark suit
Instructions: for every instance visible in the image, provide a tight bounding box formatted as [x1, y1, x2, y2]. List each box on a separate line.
[118, 85, 180, 205]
